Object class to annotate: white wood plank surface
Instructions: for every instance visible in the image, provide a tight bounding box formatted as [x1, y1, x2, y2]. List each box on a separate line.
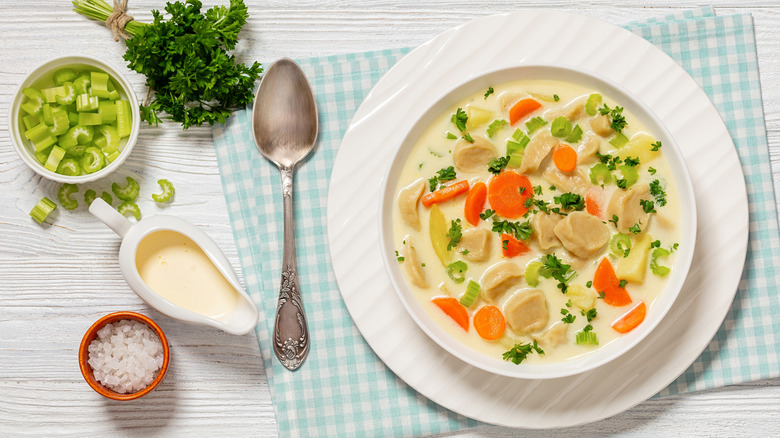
[1, 1, 778, 436]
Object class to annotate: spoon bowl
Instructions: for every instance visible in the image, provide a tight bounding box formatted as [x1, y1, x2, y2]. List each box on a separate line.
[252, 58, 318, 370]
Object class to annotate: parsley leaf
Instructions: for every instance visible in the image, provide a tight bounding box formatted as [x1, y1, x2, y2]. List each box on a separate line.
[484, 87, 494, 99]
[502, 340, 545, 364]
[428, 166, 456, 191]
[451, 108, 468, 132]
[598, 104, 627, 133]
[623, 156, 640, 167]
[648, 167, 657, 175]
[538, 254, 575, 293]
[463, 133, 475, 143]
[554, 192, 585, 211]
[446, 219, 462, 251]
[487, 156, 510, 175]
[640, 199, 657, 213]
[619, 279, 628, 289]
[649, 179, 667, 206]
[629, 222, 642, 234]
[553, 94, 560, 102]
[446, 132, 458, 140]
[561, 308, 575, 324]
[651, 141, 662, 151]
[479, 209, 495, 220]
[492, 219, 533, 240]
[584, 308, 597, 322]
[609, 215, 619, 227]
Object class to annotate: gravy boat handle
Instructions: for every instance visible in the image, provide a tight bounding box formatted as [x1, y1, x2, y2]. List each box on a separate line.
[89, 198, 133, 238]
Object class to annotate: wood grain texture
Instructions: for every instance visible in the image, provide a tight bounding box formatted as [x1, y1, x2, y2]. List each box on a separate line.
[0, 1, 777, 436]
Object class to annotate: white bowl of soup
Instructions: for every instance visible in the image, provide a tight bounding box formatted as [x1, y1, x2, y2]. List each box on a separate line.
[378, 65, 696, 379]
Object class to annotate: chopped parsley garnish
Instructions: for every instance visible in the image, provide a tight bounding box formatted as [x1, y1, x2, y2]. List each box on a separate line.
[502, 239, 509, 250]
[561, 308, 575, 324]
[487, 156, 510, 175]
[623, 156, 640, 167]
[534, 185, 543, 195]
[583, 324, 594, 332]
[609, 214, 619, 227]
[479, 209, 495, 220]
[484, 87, 494, 99]
[650, 240, 661, 248]
[549, 185, 557, 191]
[586, 280, 593, 288]
[486, 119, 508, 138]
[640, 199, 657, 213]
[538, 254, 575, 293]
[628, 222, 642, 234]
[461, 249, 470, 255]
[502, 340, 545, 364]
[492, 219, 533, 240]
[418, 162, 423, 169]
[428, 148, 443, 157]
[651, 141, 662, 151]
[451, 108, 468, 132]
[597, 291, 606, 299]
[394, 250, 404, 262]
[584, 308, 597, 322]
[554, 192, 585, 211]
[649, 179, 667, 206]
[648, 167, 657, 175]
[619, 279, 628, 289]
[553, 94, 560, 102]
[445, 132, 458, 140]
[462, 133, 475, 143]
[615, 178, 628, 190]
[446, 219, 462, 251]
[428, 166, 456, 191]
[598, 104, 627, 133]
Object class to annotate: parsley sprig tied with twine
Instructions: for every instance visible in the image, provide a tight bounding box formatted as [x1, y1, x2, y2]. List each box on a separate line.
[73, 0, 263, 129]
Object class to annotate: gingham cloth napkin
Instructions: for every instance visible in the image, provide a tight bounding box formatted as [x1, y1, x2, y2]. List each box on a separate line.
[212, 7, 780, 436]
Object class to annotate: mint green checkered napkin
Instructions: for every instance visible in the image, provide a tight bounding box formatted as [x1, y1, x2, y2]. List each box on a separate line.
[213, 7, 779, 435]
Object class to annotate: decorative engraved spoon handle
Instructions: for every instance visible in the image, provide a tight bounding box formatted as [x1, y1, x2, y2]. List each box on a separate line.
[272, 167, 310, 370]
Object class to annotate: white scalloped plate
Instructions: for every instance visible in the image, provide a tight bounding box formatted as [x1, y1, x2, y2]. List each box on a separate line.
[327, 11, 748, 428]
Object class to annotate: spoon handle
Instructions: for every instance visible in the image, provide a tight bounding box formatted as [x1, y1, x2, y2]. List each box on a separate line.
[272, 167, 310, 370]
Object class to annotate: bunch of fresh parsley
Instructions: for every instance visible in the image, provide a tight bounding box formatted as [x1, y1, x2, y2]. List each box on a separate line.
[121, 0, 262, 128]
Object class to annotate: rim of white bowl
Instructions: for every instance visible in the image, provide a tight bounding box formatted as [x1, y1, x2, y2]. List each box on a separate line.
[8, 54, 141, 183]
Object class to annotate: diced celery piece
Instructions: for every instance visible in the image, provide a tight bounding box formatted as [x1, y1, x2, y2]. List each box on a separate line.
[67, 111, 79, 126]
[95, 125, 119, 153]
[44, 146, 66, 172]
[575, 330, 598, 345]
[42, 104, 54, 125]
[34, 135, 58, 152]
[585, 94, 602, 116]
[57, 183, 79, 209]
[30, 197, 57, 224]
[76, 94, 99, 112]
[22, 114, 40, 131]
[81, 146, 105, 174]
[21, 88, 45, 115]
[35, 148, 51, 165]
[64, 145, 87, 158]
[78, 112, 102, 126]
[55, 82, 77, 105]
[24, 122, 51, 143]
[609, 132, 629, 148]
[53, 68, 77, 86]
[73, 73, 91, 94]
[589, 163, 612, 185]
[56, 158, 82, 176]
[116, 100, 132, 138]
[90, 72, 110, 98]
[107, 79, 116, 92]
[525, 261, 542, 287]
[108, 89, 120, 101]
[98, 101, 117, 123]
[106, 150, 120, 163]
[459, 280, 481, 307]
[42, 86, 66, 103]
[49, 108, 70, 136]
[59, 125, 94, 148]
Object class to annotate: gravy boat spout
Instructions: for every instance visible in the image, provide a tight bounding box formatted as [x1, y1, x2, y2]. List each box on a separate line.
[89, 198, 259, 335]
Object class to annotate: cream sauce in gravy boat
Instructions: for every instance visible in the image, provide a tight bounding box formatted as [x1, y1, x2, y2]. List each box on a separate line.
[90, 198, 259, 335]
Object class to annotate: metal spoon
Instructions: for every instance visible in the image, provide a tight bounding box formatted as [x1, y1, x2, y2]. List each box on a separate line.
[251, 58, 317, 370]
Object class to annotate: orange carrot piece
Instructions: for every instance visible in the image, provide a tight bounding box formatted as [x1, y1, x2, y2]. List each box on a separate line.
[509, 98, 542, 125]
[487, 171, 533, 219]
[553, 144, 577, 172]
[464, 182, 487, 226]
[473, 305, 506, 340]
[501, 233, 531, 258]
[585, 189, 603, 219]
[611, 301, 647, 333]
[593, 258, 632, 306]
[421, 180, 470, 207]
[431, 296, 469, 331]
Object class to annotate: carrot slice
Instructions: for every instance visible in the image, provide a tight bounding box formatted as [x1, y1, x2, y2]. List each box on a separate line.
[585, 189, 603, 219]
[509, 98, 542, 125]
[501, 233, 530, 258]
[464, 182, 487, 226]
[431, 296, 469, 331]
[473, 305, 506, 340]
[487, 171, 532, 219]
[421, 180, 470, 207]
[553, 144, 577, 172]
[611, 301, 647, 333]
[593, 258, 632, 306]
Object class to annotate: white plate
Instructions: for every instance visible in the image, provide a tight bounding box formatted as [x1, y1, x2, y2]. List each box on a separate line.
[327, 11, 748, 428]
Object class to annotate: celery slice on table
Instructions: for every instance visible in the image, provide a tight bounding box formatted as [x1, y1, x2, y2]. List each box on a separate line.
[117, 201, 141, 220]
[29, 197, 57, 224]
[86, 190, 113, 206]
[80, 146, 105, 174]
[57, 183, 79, 210]
[116, 100, 132, 138]
[112, 176, 140, 202]
[53, 68, 77, 86]
[56, 158, 81, 176]
[44, 146, 66, 172]
[152, 179, 175, 203]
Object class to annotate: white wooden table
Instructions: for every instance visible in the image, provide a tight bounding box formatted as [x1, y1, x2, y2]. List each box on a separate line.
[1, 1, 778, 436]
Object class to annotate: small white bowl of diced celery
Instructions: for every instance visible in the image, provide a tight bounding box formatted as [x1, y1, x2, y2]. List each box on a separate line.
[9, 55, 140, 183]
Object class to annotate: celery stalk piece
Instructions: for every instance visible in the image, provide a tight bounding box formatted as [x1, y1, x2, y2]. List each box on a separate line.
[59, 125, 95, 149]
[117, 201, 141, 220]
[78, 112, 102, 126]
[575, 330, 598, 345]
[55, 82, 77, 105]
[21, 88, 45, 115]
[459, 280, 481, 307]
[116, 100, 132, 138]
[589, 163, 612, 185]
[67, 111, 79, 126]
[152, 179, 176, 203]
[585, 94, 602, 116]
[96, 125, 119, 153]
[22, 114, 40, 131]
[24, 123, 50, 143]
[551, 116, 572, 138]
[42, 104, 54, 125]
[90, 72, 110, 98]
[80, 146, 105, 174]
[64, 145, 87, 158]
[609, 132, 629, 148]
[76, 94, 99, 112]
[98, 101, 117, 123]
[524, 261, 543, 287]
[73, 73, 91, 94]
[42, 86, 66, 103]
[53, 68, 77, 86]
[49, 108, 70, 136]
[33, 135, 58, 152]
[112, 176, 140, 201]
[56, 158, 82, 176]
[617, 165, 639, 188]
[86, 190, 113, 206]
[106, 150, 121, 163]
[35, 148, 50, 165]
[57, 183, 79, 210]
[44, 146, 66, 172]
[30, 197, 57, 224]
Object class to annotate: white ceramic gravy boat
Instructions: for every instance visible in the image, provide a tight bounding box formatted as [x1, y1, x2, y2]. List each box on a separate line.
[89, 198, 259, 335]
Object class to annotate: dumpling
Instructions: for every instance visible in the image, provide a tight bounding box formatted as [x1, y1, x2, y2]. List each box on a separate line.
[606, 184, 653, 234]
[401, 236, 428, 288]
[553, 211, 610, 258]
[577, 132, 601, 164]
[457, 228, 492, 262]
[397, 179, 425, 230]
[530, 212, 561, 251]
[542, 167, 590, 195]
[517, 130, 557, 175]
[503, 289, 549, 333]
[546, 96, 587, 121]
[590, 114, 613, 137]
[480, 261, 523, 303]
[534, 321, 568, 348]
[453, 135, 497, 173]
[497, 91, 524, 112]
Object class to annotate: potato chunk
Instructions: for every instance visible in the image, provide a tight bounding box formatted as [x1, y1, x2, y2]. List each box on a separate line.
[518, 130, 557, 175]
[457, 228, 492, 262]
[606, 184, 653, 234]
[590, 114, 613, 137]
[530, 212, 561, 251]
[503, 289, 549, 333]
[553, 211, 610, 258]
[617, 233, 653, 283]
[480, 261, 523, 303]
[401, 236, 428, 288]
[453, 135, 497, 173]
[615, 133, 661, 165]
[397, 179, 425, 230]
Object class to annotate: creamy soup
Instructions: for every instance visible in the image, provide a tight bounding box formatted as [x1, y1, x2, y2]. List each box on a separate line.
[392, 80, 680, 365]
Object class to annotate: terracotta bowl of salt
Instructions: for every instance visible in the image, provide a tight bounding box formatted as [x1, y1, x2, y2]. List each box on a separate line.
[79, 311, 170, 401]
